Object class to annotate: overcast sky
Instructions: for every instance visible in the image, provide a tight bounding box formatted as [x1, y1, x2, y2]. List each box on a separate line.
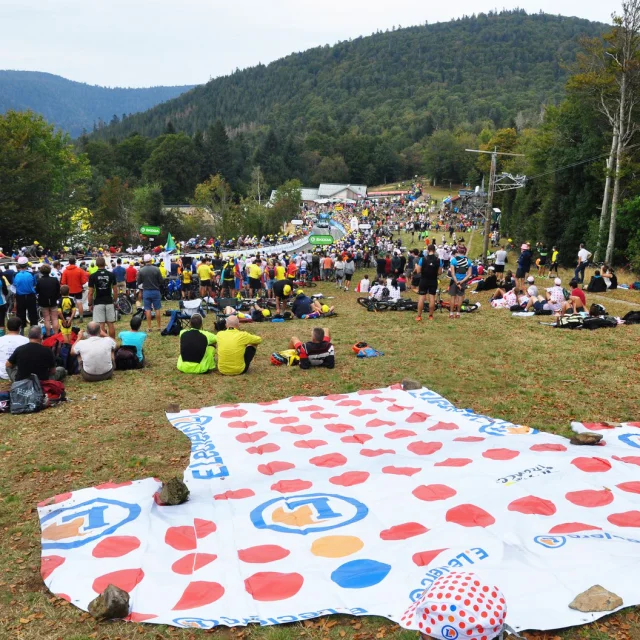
[0, 0, 616, 88]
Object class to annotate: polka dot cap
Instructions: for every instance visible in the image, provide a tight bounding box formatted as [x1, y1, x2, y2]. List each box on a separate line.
[401, 572, 506, 640]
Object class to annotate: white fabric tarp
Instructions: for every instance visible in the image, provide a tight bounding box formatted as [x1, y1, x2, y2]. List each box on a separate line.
[38, 386, 640, 633]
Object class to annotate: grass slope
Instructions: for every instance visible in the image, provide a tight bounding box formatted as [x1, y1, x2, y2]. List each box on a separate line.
[1, 240, 639, 639]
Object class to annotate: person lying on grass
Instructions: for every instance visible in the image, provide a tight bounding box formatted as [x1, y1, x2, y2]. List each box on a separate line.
[291, 290, 335, 319]
[289, 327, 335, 370]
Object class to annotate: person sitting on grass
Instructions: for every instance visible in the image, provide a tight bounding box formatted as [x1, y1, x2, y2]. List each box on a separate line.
[177, 313, 216, 374]
[586, 269, 607, 293]
[368, 278, 387, 301]
[291, 289, 335, 319]
[474, 266, 498, 292]
[118, 314, 147, 368]
[216, 315, 262, 375]
[6, 326, 67, 382]
[71, 322, 116, 382]
[290, 327, 335, 370]
[563, 279, 587, 314]
[358, 274, 370, 294]
[525, 277, 565, 315]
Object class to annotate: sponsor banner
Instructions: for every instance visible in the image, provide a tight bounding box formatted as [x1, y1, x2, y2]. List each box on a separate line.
[38, 387, 640, 634]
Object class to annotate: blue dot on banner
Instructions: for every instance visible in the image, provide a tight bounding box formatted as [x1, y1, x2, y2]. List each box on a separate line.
[330, 559, 391, 589]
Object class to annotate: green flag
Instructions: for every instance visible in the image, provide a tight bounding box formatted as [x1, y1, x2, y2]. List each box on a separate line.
[165, 232, 176, 252]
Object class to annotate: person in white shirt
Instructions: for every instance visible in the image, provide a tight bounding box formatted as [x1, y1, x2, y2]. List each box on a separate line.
[71, 322, 116, 382]
[526, 276, 538, 298]
[359, 275, 370, 293]
[494, 246, 507, 274]
[0, 317, 28, 379]
[575, 243, 592, 284]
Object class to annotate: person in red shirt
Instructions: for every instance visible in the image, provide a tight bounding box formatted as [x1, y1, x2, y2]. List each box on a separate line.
[564, 278, 587, 314]
[60, 257, 89, 321]
[125, 263, 138, 291]
[286, 261, 298, 280]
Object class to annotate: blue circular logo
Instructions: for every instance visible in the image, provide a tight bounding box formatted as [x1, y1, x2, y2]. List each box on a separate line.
[619, 434, 640, 449]
[250, 493, 368, 535]
[534, 535, 566, 549]
[441, 625, 459, 639]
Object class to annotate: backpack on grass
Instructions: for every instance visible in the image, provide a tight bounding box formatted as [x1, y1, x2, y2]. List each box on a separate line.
[162, 311, 185, 336]
[115, 346, 140, 370]
[10, 374, 46, 414]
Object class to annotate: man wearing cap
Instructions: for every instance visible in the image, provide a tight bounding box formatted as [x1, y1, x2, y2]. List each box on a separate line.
[13, 257, 39, 329]
[137, 255, 163, 332]
[273, 279, 293, 315]
[515, 242, 532, 293]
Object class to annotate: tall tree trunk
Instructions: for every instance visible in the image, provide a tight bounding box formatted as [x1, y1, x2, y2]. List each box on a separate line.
[606, 74, 627, 264]
[594, 130, 617, 262]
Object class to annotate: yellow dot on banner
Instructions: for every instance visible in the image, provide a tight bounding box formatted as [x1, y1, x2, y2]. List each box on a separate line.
[311, 535, 364, 558]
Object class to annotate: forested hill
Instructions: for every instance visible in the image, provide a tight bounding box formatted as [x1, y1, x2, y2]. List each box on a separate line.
[0, 71, 195, 137]
[94, 11, 606, 141]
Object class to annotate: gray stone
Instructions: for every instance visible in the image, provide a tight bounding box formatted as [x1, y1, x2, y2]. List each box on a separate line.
[570, 432, 604, 446]
[88, 584, 130, 620]
[569, 585, 623, 612]
[156, 476, 190, 505]
[166, 403, 180, 414]
[401, 379, 422, 391]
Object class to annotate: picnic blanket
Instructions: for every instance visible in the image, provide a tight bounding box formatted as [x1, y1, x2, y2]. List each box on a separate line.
[38, 386, 640, 634]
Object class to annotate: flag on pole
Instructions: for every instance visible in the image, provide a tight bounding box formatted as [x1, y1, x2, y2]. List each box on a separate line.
[165, 232, 176, 253]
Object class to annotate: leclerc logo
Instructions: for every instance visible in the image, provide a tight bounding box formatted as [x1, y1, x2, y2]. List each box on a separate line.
[441, 625, 459, 639]
[251, 493, 368, 535]
[40, 498, 141, 550]
[534, 535, 567, 549]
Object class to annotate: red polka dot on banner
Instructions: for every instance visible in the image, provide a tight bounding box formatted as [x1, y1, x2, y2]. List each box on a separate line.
[608, 511, 640, 528]
[263, 409, 287, 414]
[388, 404, 412, 412]
[271, 479, 313, 493]
[366, 419, 396, 428]
[172, 581, 225, 610]
[238, 545, 290, 563]
[227, 420, 258, 429]
[194, 519, 216, 539]
[270, 416, 299, 425]
[530, 443, 567, 452]
[310, 453, 347, 468]
[38, 492, 73, 507]
[371, 396, 394, 403]
[126, 612, 158, 622]
[413, 484, 457, 502]
[628, 422, 640, 427]
[281, 425, 313, 435]
[361, 448, 395, 457]
[446, 504, 495, 528]
[214, 488, 255, 500]
[336, 399, 362, 407]
[246, 443, 280, 455]
[56, 593, 71, 602]
[413, 549, 448, 567]
[289, 396, 313, 402]
[617, 482, 640, 494]
[325, 423, 355, 433]
[41, 555, 65, 580]
[428, 422, 459, 431]
[93, 568, 144, 594]
[245, 572, 304, 601]
[385, 429, 417, 439]
[326, 394, 348, 401]
[258, 461, 296, 476]
[613, 455, 640, 466]
[454, 436, 485, 443]
[298, 404, 324, 412]
[171, 553, 218, 575]
[95, 481, 133, 490]
[571, 457, 612, 473]
[341, 434, 372, 444]
[236, 431, 268, 443]
[408, 441, 443, 456]
[357, 389, 382, 395]
[165, 526, 197, 551]
[483, 449, 520, 461]
[549, 522, 602, 534]
[350, 408, 376, 416]
[220, 409, 247, 418]
[294, 439, 328, 449]
[435, 458, 473, 467]
[380, 522, 429, 540]
[329, 471, 370, 486]
[92, 536, 141, 558]
[508, 496, 557, 516]
[582, 422, 616, 431]
[310, 412, 339, 420]
[565, 489, 613, 507]
[406, 412, 430, 423]
[382, 465, 422, 476]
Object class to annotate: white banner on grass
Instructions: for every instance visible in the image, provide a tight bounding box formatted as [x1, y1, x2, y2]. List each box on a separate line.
[38, 387, 640, 634]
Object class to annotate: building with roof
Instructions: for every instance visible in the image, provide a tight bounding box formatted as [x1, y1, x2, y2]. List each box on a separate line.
[269, 183, 367, 205]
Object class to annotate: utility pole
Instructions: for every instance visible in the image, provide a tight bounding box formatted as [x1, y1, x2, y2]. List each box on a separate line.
[465, 148, 526, 261]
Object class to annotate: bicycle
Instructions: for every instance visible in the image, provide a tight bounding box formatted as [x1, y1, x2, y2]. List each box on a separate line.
[116, 291, 135, 315]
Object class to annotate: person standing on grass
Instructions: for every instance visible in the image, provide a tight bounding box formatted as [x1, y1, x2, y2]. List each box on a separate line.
[137, 254, 163, 332]
[36, 264, 60, 337]
[448, 246, 471, 319]
[88, 257, 118, 339]
[61, 256, 89, 321]
[344, 255, 356, 291]
[549, 246, 559, 275]
[515, 243, 532, 293]
[575, 243, 592, 285]
[494, 245, 507, 274]
[13, 257, 39, 329]
[416, 243, 442, 322]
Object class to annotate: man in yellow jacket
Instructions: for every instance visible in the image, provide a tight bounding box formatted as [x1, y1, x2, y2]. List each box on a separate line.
[216, 315, 262, 375]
